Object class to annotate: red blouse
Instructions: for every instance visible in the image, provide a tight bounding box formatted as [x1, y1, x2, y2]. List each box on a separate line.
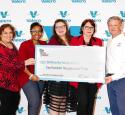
[70, 35, 103, 88]
[0, 44, 25, 92]
[48, 36, 59, 45]
[18, 39, 46, 88]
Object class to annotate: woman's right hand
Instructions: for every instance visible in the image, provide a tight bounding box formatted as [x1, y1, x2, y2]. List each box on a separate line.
[25, 58, 35, 66]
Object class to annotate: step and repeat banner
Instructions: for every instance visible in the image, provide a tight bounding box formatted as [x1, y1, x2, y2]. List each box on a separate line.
[1, 0, 125, 115]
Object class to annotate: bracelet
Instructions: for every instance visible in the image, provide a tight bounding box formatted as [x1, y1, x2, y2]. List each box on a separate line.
[29, 74, 33, 80]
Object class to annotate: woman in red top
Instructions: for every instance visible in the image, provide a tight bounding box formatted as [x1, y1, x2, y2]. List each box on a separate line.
[70, 19, 103, 115]
[0, 24, 35, 115]
[18, 22, 46, 115]
[44, 19, 77, 115]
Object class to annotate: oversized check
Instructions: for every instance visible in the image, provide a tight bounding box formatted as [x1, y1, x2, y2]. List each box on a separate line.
[35, 45, 106, 83]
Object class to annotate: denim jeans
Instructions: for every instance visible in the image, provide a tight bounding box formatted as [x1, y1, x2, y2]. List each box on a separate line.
[107, 78, 125, 115]
[22, 80, 44, 115]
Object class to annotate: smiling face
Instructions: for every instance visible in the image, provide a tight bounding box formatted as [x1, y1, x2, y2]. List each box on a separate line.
[30, 25, 43, 41]
[108, 19, 122, 38]
[55, 21, 67, 37]
[0, 27, 14, 43]
[82, 22, 94, 38]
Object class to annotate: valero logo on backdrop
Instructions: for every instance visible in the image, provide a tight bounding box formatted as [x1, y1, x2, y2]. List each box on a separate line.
[0, 11, 11, 23]
[14, 30, 26, 43]
[120, 11, 125, 21]
[11, 0, 26, 3]
[102, 30, 111, 41]
[41, 0, 56, 3]
[30, 11, 39, 18]
[59, 11, 71, 22]
[60, 11, 69, 18]
[104, 30, 111, 37]
[71, 0, 86, 3]
[96, 96, 102, 100]
[26, 11, 41, 23]
[101, 0, 116, 3]
[89, 11, 101, 22]
[104, 107, 111, 114]
[15, 30, 24, 37]
[17, 106, 26, 114]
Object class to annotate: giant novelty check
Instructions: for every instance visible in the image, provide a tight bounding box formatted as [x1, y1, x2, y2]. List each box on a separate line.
[35, 45, 106, 83]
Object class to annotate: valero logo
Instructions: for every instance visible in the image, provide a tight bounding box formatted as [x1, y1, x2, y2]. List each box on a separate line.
[60, 11, 69, 18]
[41, 0, 56, 3]
[105, 30, 111, 37]
[120, 11, 125, 21]
[102, 30, 111, 41]
[26, 11, 41, 23]
[11, 0, 26, 3]
[0, 11, 11, 23]
[89, 11, 101, 22]
[59, 11, 71, 22]
[15, 30, 24, 37]
[105, 107, 111, 114]
[90, 11, 98, 18]
[71, 0, 86, 3]
[14, 30, 26, 42]
[102, 0, 116, 3]
[0, 11, 8, 18]
[30, 11, 39, 18]
[17, 107, 26, 114]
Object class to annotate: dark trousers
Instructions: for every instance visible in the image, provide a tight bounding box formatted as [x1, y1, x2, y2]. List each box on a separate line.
[107, 78, 125, 115]
[0, 87, 20, 115]
[77, 83, 98, 115]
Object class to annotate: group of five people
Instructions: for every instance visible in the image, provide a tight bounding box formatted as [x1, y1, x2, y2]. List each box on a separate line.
[0, 16, 125, 115]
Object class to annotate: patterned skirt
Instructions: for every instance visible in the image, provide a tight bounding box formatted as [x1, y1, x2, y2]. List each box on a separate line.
[43, 81, 77, 113]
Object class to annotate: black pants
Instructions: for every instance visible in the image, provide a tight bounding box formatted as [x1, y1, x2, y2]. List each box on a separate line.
[77, 83, 98, 115]
[0, 88, 20, 115]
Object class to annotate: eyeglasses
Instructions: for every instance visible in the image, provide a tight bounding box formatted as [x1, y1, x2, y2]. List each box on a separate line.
[55, 25, 66, 29]
[30, 30, 42, 34]
[84, 26, 94, 30]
